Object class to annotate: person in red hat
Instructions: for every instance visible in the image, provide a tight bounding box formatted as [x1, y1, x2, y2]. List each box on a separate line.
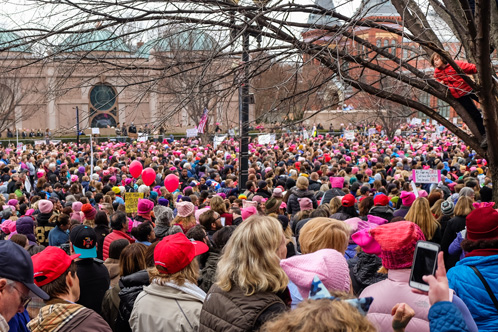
[129, 232, 208, 332]
[28, 246, 111, 332]
[447, 206, 498, 331]
[369, 194, 394, 222]
[331, 194, 359, 221]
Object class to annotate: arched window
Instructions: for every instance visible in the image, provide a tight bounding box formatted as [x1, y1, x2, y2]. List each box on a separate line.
[89, 83, 118, 128]
[376, 39, 381, 48]
[391, 39, 396, 55]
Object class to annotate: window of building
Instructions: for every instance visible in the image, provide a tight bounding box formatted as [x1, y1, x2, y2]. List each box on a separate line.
[390, 39, 396, 55]
[89, 83, 118, 128]
[376, 39, 381, 48]
[438, 99, 450, 118]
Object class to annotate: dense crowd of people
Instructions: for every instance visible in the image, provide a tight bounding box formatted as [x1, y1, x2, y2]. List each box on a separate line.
[0, 123, 497, 332]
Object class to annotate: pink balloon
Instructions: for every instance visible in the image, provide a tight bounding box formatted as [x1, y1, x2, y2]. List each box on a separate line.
[141, 168, 156, 186]
[129, 160, 143, 179]
[164, 174, 180, 193]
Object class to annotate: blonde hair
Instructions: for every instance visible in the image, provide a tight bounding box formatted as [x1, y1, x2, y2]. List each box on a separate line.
[329, 197, 342, 214]
[296, 176, 309, 190]
[216, 215, 288, 296]
[261, 296, 376, 332]
[405, 197, 440, 240]
[149, 259, 199, 286]
[453, 196, 474, 216]
[431, 198, 444, 221]
[210, 195, 227, 214]
[171, 215, 196, 232]
[299, 218, 349, 254]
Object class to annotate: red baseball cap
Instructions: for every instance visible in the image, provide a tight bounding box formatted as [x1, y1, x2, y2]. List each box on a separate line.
[154, 233, 209, 274]
[373, 194, 389, 206]
[342, 194, 356, 207]
[32, 247, 80, 287]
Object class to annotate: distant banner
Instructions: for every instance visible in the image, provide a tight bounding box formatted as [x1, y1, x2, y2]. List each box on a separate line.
[213, 135, 227, 149]
[137, 133, 148, 142]
[412, 169, 441, 184]
[258, 134, 271, 145]
[186, 128, 198, 138]
[411, 118, 422, 125]
[34, 140, 61, 145]
[368, 128, 377, 136]
[344, 130, 355, 140]
[125, 192, 144, 213]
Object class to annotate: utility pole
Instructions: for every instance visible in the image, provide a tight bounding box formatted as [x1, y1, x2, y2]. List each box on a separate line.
[239, 30, 250, 191]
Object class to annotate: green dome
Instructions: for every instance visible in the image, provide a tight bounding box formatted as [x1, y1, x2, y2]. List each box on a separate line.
[0, 29, 30, 53]
[137, 29, 218, 58]
[59, 29, 130, 53]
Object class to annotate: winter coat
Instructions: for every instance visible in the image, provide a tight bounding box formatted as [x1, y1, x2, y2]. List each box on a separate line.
[101, 285, 120, 332]
[199, 284, 289, 332]
[429, 302, 470, 332]
[308, 180, 321, 192]
[392, 205, 410, 218]
[35, 213, 55, 246]
[287, 188, 317, 216]
[360, 269, 477, 332]
[129, 281, 205, 332]
[104, 258, 120, 287]
[368, 205, 394, 222]
[27, 298, 111, 332]
[448, 254, 498, 332]
[349, 251, 387, 295]
[320, 188, 346, 205]
[48, 226, 69, 247]
[154, 224, 169, 239]
[434, 61, 476, 99]
[103, 230, 135, 260]
[199, 251, 220, 293]
[255, 188, 272, 199]
[441, 215, 467, 269]
[116, 270, 150, 332]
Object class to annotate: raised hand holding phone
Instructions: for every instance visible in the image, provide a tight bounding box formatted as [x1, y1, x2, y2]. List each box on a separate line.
[409, 241, 440, 292]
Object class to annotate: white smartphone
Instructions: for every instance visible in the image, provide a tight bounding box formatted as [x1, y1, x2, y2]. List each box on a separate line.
[220, 217, 226, 227]
[409, 241, 440, 292]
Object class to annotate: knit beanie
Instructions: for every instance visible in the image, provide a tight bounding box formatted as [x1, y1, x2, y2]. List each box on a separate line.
[298, 198, 313, 211]
[466, 207, 498, 241]
[241, 206, 258, 220]
[280, 249, 350, 298]
[81, 203, 97, 220]
[176, 201, 195, 218]
[72, 202, 83, 213]
[137, 199, 154, 215]
[400, 191, 416, 207]
[370, 221, 425, 269]
[330, 177, 345, 189]
[16, 217, 36, 243]
[158, 198, 169, 207]
[441, 200, 454, 216]
[38, 200, 54, 214]
[153, 205, 173, 227]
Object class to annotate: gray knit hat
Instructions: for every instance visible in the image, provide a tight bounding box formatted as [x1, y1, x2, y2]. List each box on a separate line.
[153, 205, 173, 227]
[441, 200, 454, 216]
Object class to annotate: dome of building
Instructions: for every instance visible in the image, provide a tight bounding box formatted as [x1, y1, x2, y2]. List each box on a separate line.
[137, 29, 218, 58]
[359, 0, 399, 18]
[304, 0, 340, 31]
[58, 29, 130, 53]
[0, 29, 30, 53]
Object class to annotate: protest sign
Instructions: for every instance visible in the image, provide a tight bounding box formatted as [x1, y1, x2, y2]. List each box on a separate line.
[410, 181, 419, 197]
[368, 128, 377, 136]
[125, 192, 144, 213]
[92, 127, 100, 134]
[137, 133, 148, 142]
[213, 135, 227, 149]
[412, 169, 441, 184]
[270, 134, 276, 144]
[186, 128, 198, 138]
[344, 130, 355, 140]
[258, 134, 271, 145]
[411, 118, 422, 125]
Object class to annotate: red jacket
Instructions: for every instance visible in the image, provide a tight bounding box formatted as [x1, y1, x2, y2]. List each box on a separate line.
[102, 230, 135, 260]
[434, 60, 476, 98]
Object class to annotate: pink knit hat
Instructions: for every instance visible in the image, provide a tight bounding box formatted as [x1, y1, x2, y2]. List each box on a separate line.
[400, 191, 416, 207]
[176, 201, 195, 217]
[418, 190, 428, 198]
[298, 198, 313, 211]
[38, 200, 53, 214]
[1, 219, 16, 234]
[72, 202, 83, 213]
[330, 177, 344, 189]
[280, 249, 350, 298]
[370, 221, 425, 269]
[137, 199, 154, 214]
[241, 206, 258, 220]
[352, 228, 382, 255]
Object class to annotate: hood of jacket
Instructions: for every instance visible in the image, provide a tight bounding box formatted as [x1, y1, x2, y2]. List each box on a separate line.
[144, 281, 206, 303]
[119, 269, 150, 289]
[291, 188, 315, 198]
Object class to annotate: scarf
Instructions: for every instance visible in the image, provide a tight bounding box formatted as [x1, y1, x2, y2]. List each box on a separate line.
[465, 248, 498, 257]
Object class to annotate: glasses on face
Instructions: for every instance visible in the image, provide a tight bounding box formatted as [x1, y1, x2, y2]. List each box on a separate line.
[11, 284, 32, 308]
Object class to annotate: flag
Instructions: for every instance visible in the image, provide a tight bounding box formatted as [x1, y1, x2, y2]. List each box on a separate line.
[197, 108, 209, 134]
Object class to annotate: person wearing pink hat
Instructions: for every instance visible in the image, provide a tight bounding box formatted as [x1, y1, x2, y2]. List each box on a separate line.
[280, 249, 350, 308]
[35, 199, 54, 246]
[393, 191, 416, 219]
[172, 201, 196, 232]
[134, 199, 155, 225]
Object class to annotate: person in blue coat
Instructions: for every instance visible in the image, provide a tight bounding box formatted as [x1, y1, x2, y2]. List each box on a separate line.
[447, 207, 498, 332]
[47, 213, 70, 246]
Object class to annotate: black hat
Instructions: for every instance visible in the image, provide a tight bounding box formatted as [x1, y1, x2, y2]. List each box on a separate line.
[258, 180, 268, 189]
[0, 241, 49, 300]
[69, 225, 97, 259]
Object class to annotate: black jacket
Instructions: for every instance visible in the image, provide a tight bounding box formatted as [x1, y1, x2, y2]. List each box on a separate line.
[287, 188, 318, 216]
[441, 215, 467, 269]
[349, 251, 387, 295]
[308, 180, 321, 192]
[116, 270, 150, 332]
[76, 258, 111, 316]
[256, 188, 272, 199]
[199, 251, 220, 293]
[368, 205, 395, 222]
[321, 188, 346, 205]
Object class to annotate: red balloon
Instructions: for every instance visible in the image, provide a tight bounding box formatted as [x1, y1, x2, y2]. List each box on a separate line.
[164, 174, 179, 192]
[129, 160, 143, 179]
[141, 168, 156, 186]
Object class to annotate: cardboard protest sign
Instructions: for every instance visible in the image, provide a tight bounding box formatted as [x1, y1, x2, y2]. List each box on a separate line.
[125, 192, 144, 213]
[412, 169, 441, 184]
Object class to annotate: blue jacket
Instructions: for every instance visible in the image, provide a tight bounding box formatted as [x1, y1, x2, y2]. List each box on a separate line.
[447, 254, 498, 332]
[48, 226, 69, 247]
[428, 301, 469, 332]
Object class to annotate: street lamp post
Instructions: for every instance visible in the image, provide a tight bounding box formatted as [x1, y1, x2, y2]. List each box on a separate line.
[239, 30, 250, 191]
[75, 106, 80, 150]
